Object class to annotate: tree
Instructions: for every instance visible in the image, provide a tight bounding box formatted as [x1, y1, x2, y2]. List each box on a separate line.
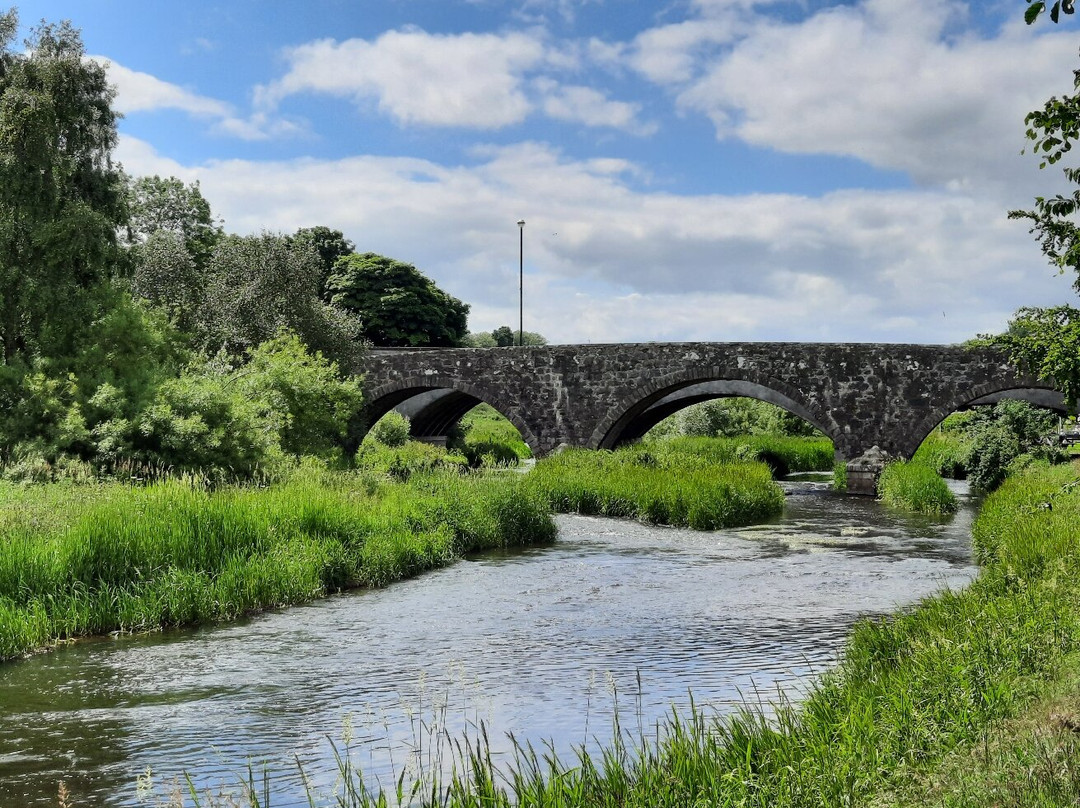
[0, 13, 126, 365]
[1001, 55, 1080, 407]
[197, 233, 361, 366]
[126, 175, 221, 269]
[326, 253, 469, 347]
[464, 327, 548, 347]
[292, 226, 354, 298]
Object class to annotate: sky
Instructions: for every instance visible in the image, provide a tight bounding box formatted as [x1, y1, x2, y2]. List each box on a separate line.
[13, 0, 1080, 344]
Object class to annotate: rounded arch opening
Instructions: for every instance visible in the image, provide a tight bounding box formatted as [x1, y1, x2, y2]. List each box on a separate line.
[590, 371, 840, 453]
[362, 377, 538, 457]
[905, 383, 1070, 461]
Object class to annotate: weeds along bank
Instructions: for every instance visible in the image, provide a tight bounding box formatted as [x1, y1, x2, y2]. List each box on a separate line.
[0, 467, 555, 661]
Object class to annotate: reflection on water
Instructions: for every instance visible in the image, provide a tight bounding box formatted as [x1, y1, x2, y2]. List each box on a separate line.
[0, 479, 977, 806]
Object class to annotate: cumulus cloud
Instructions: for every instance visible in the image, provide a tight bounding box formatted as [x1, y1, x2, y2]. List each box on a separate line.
[255, 30, 546, 128]
[662, 0, 1077, 189]
[95, 57, 301, 141]
[116, 136, 1072, 345]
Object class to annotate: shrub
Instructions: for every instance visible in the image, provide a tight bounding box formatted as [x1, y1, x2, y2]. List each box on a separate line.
[368, 411, 411, 448]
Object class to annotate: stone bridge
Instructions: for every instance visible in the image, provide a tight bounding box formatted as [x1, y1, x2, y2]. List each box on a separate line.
[359, 341, 1062, 464]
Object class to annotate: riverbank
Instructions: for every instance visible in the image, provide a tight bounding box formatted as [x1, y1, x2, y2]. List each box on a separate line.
[173, 460, 1076, 807]
[0, 466, 556, 661]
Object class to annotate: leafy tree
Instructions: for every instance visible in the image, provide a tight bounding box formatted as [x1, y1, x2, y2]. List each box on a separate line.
[238, 331, 364, 458]
[198, 233, 361, 366]
[464, 327, 547, 347]
[326, 252, 469, 347]
[492, 325, 515, 347]
[0, 13, 127, 365]
[130, 230, 203, 332]
[999, 56, 1080, 407]
[126, 175, 221, 269]
[292, 226, 354, 297]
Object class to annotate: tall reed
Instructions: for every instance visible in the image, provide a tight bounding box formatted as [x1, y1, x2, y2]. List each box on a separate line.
[877, 459, 958, 515]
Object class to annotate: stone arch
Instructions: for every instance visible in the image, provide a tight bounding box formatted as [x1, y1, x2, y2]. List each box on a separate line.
[362, 375, 540, 452]
[588, 367, 840, 450]
[902, 377, 1065, 459]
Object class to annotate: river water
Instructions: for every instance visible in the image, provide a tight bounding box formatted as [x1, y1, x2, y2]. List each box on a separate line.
[0, 477, 977, 806]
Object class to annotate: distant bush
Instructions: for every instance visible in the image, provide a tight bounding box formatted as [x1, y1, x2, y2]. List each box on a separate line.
[369, 411, 411, 448]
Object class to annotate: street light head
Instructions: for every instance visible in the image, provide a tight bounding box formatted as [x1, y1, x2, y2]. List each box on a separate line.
[517, 219, 525, 228]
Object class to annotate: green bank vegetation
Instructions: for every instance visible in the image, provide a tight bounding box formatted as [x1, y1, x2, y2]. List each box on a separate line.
[141, 461, 1080, 808]
[525, 445, 785, 530]
[877, 459, 958, 515]
[0, 467, 555, 662]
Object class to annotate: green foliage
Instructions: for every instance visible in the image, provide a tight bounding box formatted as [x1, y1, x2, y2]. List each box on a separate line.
[647, 434, 835, 474]
[995, 306, 1080, 409]
[653, 398, 822, 440]
[485, 325, 548, 347]
[452, 404, 532, 467]
[1002, 52, 1080, 404]
[0, 13, 126, 365]
[368, 411, 411, 448]
[0, 468, 555, 660]
[913, 429, 972, 479]
[964, 400, 1060, 492]
[125, 175, 221, 270]
[292, 225, 354, 298]
[355, 440, 468, 480]
[525, 446, 785, 530]
[878, 460, 958, 515]
[199, 233, 361, 366]
[327, 252, 469, 347]
[239, 332, 364, 458]
[1024, 0, 1076, 24]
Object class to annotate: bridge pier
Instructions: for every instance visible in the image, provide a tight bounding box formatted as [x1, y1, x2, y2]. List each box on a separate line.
[844, 446, 891, 496]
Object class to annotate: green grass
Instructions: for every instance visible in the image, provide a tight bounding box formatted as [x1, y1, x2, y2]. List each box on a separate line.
[147, 463, 1080, 808]
[647, 435, 835, 476]
[459, 404, 532, 462]
[913, 429, 972, 479]
[524, 445, 785, 530]
[0, 466, 555, 661]
[877, 459, 959, 515]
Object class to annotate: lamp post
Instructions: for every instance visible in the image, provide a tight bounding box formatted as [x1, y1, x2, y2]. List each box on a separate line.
[517, 219, 525, 347]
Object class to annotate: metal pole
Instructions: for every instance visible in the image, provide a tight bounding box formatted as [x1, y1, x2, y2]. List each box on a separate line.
[517, 219, 525, 347]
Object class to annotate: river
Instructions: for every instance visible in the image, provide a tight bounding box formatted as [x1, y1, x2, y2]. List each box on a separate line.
[0, 476, 977, 806]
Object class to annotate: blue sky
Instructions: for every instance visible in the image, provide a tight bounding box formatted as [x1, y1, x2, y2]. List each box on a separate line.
[14, 0, 1080, 343]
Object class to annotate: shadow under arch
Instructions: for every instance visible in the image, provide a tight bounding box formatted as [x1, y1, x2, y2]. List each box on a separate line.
[588, 367, 841, 451]
[362, 375, 539, 453]
[903, 380, 1068, 460]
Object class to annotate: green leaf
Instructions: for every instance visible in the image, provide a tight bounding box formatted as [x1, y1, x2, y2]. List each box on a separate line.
[1026, 1, 1046, 23]
[1051, 0, 1061, 23]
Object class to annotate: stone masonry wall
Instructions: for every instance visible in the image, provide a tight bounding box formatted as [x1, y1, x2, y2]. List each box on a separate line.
[361, 343, 1052, 459]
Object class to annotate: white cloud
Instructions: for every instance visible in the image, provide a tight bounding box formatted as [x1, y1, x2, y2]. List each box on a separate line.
[255, 30, 547, 128]
[536, 79, 657, 134]
[94, 57, 301, 141]
[116, 136, 1073, 345]
[665, 0, 1078, 189]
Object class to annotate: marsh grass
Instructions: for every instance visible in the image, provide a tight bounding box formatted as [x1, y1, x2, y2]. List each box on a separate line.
[0, 467, 555, 660]
[878, 459, 958, 515]
[525, 445, 785, 530]
[135, 462, 1080, 807]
